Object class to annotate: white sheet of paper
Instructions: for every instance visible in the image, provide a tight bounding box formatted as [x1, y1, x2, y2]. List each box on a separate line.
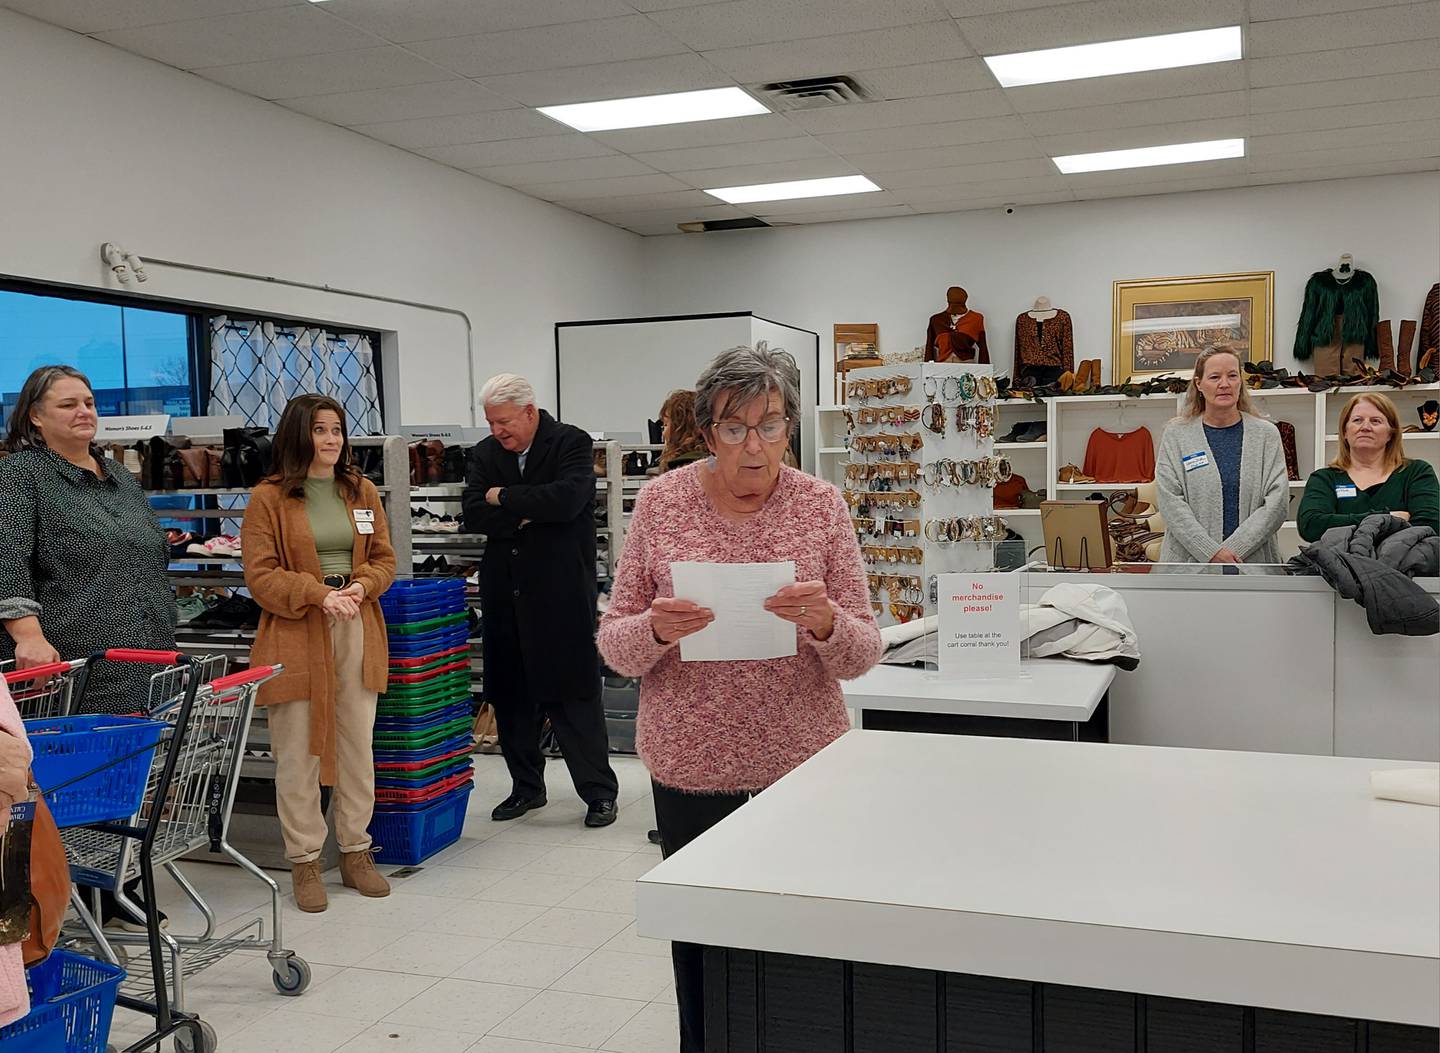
[669, 561, 797, 662]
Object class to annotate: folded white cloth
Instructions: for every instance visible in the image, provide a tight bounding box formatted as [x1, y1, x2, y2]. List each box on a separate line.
[1369, 768, 1439, 807]
[879, 615, 937, 649]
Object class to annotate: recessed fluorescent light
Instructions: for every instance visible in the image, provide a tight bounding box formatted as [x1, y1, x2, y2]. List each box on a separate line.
[985, 26, 1242, 88]
[1053, 138, 1245, 174]
[704, 175, 881, 205]
[537, 87, 767, 133]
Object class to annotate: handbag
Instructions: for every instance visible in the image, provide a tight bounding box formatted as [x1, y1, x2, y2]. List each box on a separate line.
[221, 427, 272, 488]
[21, 788, 69, 967]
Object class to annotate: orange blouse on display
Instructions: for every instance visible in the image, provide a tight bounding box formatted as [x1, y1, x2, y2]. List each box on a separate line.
[1083, 427, 1155, 483]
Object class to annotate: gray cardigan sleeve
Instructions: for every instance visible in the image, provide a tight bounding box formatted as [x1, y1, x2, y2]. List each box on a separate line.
[1222, 424, 1289, 561]
[1154, 425, 1221, 563]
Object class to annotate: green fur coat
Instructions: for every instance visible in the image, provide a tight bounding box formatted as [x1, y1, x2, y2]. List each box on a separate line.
[1292, 269, 1379, 362]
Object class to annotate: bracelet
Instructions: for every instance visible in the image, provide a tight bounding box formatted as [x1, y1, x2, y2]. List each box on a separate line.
[959, 372, 978, 402]
[923, 377, 938, 403]
[977, 374, 997, 401]
[922, 402, 946, 435]
[941, 375, 962, 403]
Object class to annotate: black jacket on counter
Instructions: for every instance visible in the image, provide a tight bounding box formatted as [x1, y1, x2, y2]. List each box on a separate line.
[461, 410, 600, 702]
[1289, 513, 1438, 637]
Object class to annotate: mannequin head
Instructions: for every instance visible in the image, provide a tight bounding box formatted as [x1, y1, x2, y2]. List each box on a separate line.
[946, 286, 968, 313]
[1032, 296, 1052, 311]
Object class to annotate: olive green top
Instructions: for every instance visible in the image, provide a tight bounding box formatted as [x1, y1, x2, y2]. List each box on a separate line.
[1297, 459, 1440, 542]
[304, 476, 354, 575]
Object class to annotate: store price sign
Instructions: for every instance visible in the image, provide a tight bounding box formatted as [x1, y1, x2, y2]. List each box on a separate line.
[95, 414, 170, 441]
[936, 572, 1020, 680]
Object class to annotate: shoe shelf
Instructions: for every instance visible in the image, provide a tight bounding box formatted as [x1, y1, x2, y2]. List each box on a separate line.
[411, 484, 466, 498]
[994, 441, 1048, 451]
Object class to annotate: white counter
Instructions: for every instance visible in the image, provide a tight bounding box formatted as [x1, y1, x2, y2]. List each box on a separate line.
[638, 731, 1440, 1027]
[1021, 573, 1440, 761]
[844, 657, 1113, 723]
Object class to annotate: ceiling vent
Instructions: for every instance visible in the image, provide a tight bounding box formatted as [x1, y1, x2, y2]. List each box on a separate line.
[677, 217, 772, 233]
[754, 74, 871, 111]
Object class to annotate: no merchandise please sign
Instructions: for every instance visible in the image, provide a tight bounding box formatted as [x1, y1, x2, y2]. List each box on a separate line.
[937, 572, 1020, 680]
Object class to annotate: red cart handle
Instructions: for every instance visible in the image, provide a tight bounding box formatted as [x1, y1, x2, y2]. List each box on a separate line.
[209, 665, 282, 692]
[101, 649, 188, 665]
[3, 662, 72, 684]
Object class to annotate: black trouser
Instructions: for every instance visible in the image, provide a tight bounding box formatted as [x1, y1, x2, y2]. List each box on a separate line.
[652, 780, 751, 1053]
[494, 688, 618, 804]
[1020, 364, 1065, 386]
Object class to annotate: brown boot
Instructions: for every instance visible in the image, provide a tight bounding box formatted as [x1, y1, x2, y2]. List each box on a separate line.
[340, 849, 390, 898]
[291, 861, 328, 914]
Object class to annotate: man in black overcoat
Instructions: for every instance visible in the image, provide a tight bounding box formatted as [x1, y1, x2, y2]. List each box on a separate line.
[462, 373, 618, 827]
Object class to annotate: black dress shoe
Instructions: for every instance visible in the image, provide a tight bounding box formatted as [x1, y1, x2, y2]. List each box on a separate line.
[491, 793, 546, 821]
[584, 800, 618, 828]
[647, 829, 662, 846]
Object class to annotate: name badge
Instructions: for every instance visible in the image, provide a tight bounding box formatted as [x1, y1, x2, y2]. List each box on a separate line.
[353, 509, 374, 523]
[355, 521, 375, 535]
[1181, 451, 1210, 472]
[1334, 484, 1358, 499]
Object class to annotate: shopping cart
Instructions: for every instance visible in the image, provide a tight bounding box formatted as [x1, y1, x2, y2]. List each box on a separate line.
[1, 656, 90, 718]
[50, 653, 306, 1053]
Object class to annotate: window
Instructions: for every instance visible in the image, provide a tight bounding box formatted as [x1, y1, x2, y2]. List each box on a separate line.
[0, 286, 198, 431]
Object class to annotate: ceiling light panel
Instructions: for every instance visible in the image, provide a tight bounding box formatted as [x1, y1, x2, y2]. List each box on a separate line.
[1053, 138, 1245, 174]
[704, 175, 881, 204]
[985, 27, 1243, 88]
[538, 87, 768, 133]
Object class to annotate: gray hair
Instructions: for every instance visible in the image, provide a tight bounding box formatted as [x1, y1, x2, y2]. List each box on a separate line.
[478, 372, 536, 409]
[694, 342, 800, 437]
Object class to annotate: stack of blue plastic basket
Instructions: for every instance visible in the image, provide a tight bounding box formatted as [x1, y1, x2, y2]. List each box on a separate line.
[368, 578, 474, 866]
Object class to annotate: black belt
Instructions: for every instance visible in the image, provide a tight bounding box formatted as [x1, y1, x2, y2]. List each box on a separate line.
[322, 574, 351, 588]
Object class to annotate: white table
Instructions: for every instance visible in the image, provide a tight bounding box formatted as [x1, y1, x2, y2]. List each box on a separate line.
[844, 657, 1116, 740]
[638, 731, 1439, 1048]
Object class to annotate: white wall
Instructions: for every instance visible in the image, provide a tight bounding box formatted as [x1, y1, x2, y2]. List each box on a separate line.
[0, 9, 645, 426]
[640, 174, 1440, 395]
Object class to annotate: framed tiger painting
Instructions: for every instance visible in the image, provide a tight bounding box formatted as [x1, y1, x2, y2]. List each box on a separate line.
[1111, 271, 1274, 383]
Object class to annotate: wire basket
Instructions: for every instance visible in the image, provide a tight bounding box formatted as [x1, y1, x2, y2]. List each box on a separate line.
[0, 950, 126, 1053]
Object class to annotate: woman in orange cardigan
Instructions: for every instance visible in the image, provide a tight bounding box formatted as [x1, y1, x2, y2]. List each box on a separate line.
[242, 395, 395, 913]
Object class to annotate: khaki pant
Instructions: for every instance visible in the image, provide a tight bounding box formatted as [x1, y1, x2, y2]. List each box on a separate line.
[269, 615, 377, 864]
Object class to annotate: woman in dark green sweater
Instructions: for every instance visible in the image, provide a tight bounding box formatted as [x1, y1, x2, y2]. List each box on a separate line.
[1298, 392, 1440, 542]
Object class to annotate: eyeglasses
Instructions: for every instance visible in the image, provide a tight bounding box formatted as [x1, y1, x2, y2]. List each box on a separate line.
[712, 416, 790, 445]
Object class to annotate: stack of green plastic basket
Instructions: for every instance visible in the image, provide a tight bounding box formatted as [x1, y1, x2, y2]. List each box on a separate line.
[368, 578, 474, 866]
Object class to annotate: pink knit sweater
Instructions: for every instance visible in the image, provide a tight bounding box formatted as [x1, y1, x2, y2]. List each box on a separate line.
[0, 679, 31, 1027]
[598, 464, 882, 793]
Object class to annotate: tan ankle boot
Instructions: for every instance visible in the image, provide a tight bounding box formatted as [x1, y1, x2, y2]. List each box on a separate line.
[291, 861, 328, 913]
[340, 849, 390, 898]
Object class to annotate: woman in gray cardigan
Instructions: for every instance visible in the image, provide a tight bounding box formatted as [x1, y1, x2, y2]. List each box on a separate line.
[1155, 347, 1289, 565]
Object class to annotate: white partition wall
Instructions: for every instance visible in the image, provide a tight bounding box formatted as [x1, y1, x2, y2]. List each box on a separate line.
[555, 313, 820, 468]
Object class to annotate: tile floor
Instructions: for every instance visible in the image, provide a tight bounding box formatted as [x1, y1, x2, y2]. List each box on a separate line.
[104, 754, 680, 1053]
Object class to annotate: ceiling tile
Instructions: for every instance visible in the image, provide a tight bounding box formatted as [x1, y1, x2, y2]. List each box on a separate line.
[0, 0, 302, 35]
[701, 21, 972, 83]
[278, 79, 516, 125]
[746, 190, 903, 214]
[938, 0, 1092, 13]
[952, 0, 1244, 54]
[1072, 174, 1253, 200]
[1034, 116, 1247, 157]
[628, 0, 734, 10]
[1019, 92, 1247, 138]
[91, 5, 382, 69]
[1248, 3, 1440, 57]
[852, 58, 996, 100]
[1249, 40, 1440, 89]
[1250, 119, 1440, 156]
[766, 204, 918, 224]
[197, 45, 451, 100]
[314, 0, 633, 42]
[1246, 156, 1440, 187]
[1249, 96, 1440, 135]
[590, 204, 752, 227]
[782, 90, 1013, 135]
[587, 113, 804, 152]
[841, 138, 1044, 173]
[405, 15, 686, 78]
[418, 135, 616, 169]
[560, 189, 722, 214]
[1251, 0, 1435, 18]
[672, 157, 859, 189]
[617, 217, 714, 235]
[475, 53, 733, 108]
[875, 158, 1060, 188]
[1005, 63, 1243, 114]
[644, 0, 949, 51]
[525, 172, 693, 201]
[1249, 138, 1440, 173]
[890, 179, 1070, 204]
[815, 114, 1030, 154]
[472, 154, 660, 187]
[629, 136, 834, 172]
[902, 189, 1075, 211]
[355, 108, 566, 149]
[1251, 70, 1440, 112]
